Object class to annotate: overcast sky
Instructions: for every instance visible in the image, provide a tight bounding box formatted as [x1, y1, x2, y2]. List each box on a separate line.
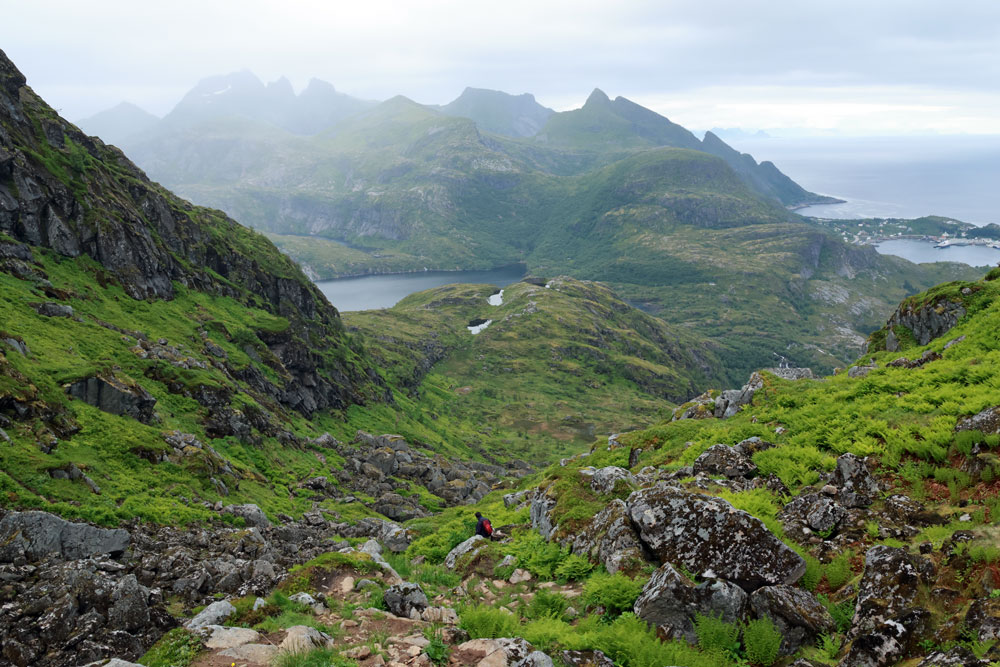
[3, 0, 999, 135]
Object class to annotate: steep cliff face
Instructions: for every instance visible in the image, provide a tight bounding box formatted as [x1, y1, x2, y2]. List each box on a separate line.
[0, 48, 385, 416]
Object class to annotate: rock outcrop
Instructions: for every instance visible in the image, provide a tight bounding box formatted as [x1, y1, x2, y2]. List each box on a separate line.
[749, 585, 835, 655]
[0, 510, 130, 561]
[627, 483, 806, 591]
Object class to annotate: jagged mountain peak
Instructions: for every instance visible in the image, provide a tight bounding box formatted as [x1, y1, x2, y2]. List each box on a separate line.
[584, 87, 612, 106]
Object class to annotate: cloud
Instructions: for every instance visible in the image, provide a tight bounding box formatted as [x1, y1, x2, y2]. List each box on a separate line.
[2, 0, 998, 133]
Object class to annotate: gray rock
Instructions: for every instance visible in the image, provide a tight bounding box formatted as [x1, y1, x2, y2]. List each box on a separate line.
[383, 581, 428, 619]
[530, 490, 558, 540]
[444, 535, 487, 570]
[185, 599, 237, 630]
[204, 625, 262, 649]
[587, 466, 636, 494]
[66, 375, 157, 424]
[852, 546, 935, 638]
[570, 499, 646, 575]
[453, 637, 552, 666]
[627, 483, 805, 591]
[832, 453, 880, 508]
[220, 644, 279, 663]
[848, 363, 877, 378]
[289, 592, 316, 605]
[965, 596, 1000, 641]
[693, 444, 757, 478]
[917, 646, 990, 667]
[34, 302, 73, 317]
[221, 503, 270, 528]
[749, 585, 835, 654]
[779, 493, 846, 541]
[0, 510, 130, 562]
[280, 625, 331, 652]
[504, 490, 529, 508]
[881, 297, 965, 351]
[842, 608, 931, 667]
[109, 574, 150, 633]
[634, 561, 748, 643]
[561, 650, 615, 666]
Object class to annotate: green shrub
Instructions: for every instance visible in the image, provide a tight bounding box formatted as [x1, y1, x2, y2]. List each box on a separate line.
[825, 551, 853, 590]
[526, 589, 570, 621]
[508, 530, 569, 579]
[589, 613, 722, 667]
[583, 571, 647, 618]
[554, 553, 594, 582]
[273, 648, 358, 667]
[459, 604, 520, 639]
[521, 615, 577, 654]
[423, 626, 450, 666]
[139, 628, 202, 667]
[742, 617, 782, 666]
[969, 542, 1000, 563]
[693, 612, 740, 659]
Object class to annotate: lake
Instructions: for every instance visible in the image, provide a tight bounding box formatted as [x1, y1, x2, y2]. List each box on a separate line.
[873, 239, 998, 267]
[315, 265, 526, 312]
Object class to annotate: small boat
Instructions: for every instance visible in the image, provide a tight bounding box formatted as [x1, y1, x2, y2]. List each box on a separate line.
[935, 240, 951, 248]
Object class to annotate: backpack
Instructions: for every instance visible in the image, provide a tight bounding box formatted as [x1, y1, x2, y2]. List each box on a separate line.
[482, 518, 493, 536]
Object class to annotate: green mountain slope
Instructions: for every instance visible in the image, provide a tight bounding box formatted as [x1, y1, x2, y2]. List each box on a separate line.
[439, 87, 554, 138]
[343, 277, 726, 461]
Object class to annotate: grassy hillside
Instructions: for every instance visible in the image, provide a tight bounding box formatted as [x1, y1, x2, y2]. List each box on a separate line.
[343, 277, 726, 463]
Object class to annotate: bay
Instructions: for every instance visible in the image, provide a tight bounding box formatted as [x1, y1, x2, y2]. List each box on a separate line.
[873, 239, 998, 267]
[315, 265, 526, 312]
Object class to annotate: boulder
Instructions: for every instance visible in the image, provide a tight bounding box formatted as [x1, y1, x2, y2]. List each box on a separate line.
[0, 510, 130, 562]
[34, 302, 74, 317]
[633, 562, 748, 643]
[451, 638, 553, 666]
[881, 494, 945, 527]
[504, 490, 530, 508]
[778, 493, 846, 541]
[560, 650, 615, 667]
[204, 625, 262, 649]
[384, 582, 429, 619]
[956, 406, 1000, 435]
[832, 454, 881, 508]
[530, 489, 558, 540]
[627, 483, 806, 591]
[586, 466, 636, 495]
[692, 444, 757, 478]
[280, 625, 331, 653]
[841, 608, 930, 667]
[749, 585, 835, 655]
[421, 606, 459, 624]
[851, 546, 934, 637]
[965, 596, 1000, 641]
[108, 575, 150, 633]
[917, 646, 990, 667]
[444, 535, 488, 570]
[66, 375, 157, 424]
[221, 503, 270, 529]
[185, 599, 236, 630]
[570, 499, 646, 575]
[220, 644, 279, 663]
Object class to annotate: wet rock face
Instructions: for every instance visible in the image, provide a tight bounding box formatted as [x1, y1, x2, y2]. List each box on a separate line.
[66, 375, 157, 424]
[383, 582, 428, 619]
[633, 562, 748, 643]
[749, 585, 835, 655]
[833, 453, 881, 508]
[626, 483, 806, 591]
[570, 499, 646, 575]
[0, 510, 130, 562]
[852, 546, 935, 638]
[692, 443, 757, 478]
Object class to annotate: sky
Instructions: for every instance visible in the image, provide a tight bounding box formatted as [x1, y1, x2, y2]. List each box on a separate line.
[3, 0, 999, 135]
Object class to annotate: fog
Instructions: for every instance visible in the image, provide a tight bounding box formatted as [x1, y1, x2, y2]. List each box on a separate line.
[2, 0, 999, 134]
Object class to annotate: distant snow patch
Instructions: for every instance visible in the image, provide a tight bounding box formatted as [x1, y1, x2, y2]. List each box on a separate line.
[488, 290, 503, 306]
[468, 320, 493, 335]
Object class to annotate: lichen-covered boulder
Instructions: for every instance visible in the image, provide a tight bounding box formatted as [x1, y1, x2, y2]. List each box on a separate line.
[851, 546, 935, 638]
[916, 646, 990, 667]
[383, 582, 428, 619]
[444, 535, 487, 570]
[633, 562, 748, 643]
[778, 493, 846, 541]
[832, 454, 880, 508]
[626, 483, 806, 591]
[585, 466, 636, 495]
[965, 596, 1000, 641]
[749, 585, 835, 655]
[693, 444, 757, 478]
[570, 499, 646, 575]
[450, 637, 553, 666]
[530, 488, 558, 540]
[221, 504, 270, 529]
[561, 650, 615, 666]
[881, 494, 945, 527]
[842, 608, 930, 667]
[186, 600, 237, 630]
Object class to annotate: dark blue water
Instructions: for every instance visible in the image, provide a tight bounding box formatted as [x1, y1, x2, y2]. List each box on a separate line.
[316, 265, 526, 312]
[729, 135, 1000, 225]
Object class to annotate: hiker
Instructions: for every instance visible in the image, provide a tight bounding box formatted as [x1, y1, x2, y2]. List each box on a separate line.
[474, 511, 494, 540]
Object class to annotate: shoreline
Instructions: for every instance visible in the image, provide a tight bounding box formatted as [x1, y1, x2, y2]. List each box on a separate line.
[312, 262, 528, 284]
